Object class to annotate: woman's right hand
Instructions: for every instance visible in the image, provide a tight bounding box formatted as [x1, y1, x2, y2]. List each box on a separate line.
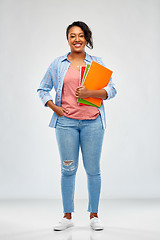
[54, 106, 69, 117]
[46, 100, 68, 117]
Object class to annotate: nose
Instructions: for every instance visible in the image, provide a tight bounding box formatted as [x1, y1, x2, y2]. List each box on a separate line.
[75, 35, 80, 41]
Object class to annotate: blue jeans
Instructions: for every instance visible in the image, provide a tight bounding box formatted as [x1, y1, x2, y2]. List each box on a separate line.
[55, 114, 105, 213]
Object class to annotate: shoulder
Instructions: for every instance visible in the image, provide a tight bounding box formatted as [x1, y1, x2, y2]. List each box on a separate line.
[86, 53, 105, 66]
[49, 55, 63, 67]
[49, 53, 69, 69]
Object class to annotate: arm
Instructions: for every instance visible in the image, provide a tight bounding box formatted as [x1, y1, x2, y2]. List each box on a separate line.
[46, 100, 68, 116]
[37, 65, 54, 107]
[75, 86, 108, 99]
[76, 58, 117, 100]
[88, 89, 108, 99]
[103, 77, 117, 100]
[75, 77, 117, 100]
[97, 57, 117, 100]
[37, 64, 68, 116]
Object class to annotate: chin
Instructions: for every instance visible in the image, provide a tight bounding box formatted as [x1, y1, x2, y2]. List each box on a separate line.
[72, 47, 85, 53]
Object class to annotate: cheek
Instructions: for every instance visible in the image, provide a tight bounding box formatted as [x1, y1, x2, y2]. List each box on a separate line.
[83, 39, 87, 45]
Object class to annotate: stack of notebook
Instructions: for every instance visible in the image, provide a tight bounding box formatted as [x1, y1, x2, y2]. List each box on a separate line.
[77, 61, 113, 108]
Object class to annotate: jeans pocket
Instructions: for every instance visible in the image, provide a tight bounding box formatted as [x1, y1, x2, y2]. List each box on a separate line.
[97, 114, 104, 130]
[57, 115, 64, 124]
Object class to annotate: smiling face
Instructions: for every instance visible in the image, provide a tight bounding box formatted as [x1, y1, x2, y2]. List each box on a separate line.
[67, 26, 87, 53]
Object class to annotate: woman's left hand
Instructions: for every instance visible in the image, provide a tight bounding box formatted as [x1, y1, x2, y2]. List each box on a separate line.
[75, 86, 90, 98]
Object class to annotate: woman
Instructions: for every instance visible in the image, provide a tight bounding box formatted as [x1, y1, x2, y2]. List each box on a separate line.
[37, 21, 117, 231]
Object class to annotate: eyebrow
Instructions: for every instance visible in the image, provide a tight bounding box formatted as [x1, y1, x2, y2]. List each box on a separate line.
[69, 32, 84, 35]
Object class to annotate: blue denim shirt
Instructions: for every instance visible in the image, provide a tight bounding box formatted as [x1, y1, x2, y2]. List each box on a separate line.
[37, 52, 117, 129]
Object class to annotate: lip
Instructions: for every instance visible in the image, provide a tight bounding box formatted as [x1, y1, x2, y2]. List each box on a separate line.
[73, 43, 82, 48]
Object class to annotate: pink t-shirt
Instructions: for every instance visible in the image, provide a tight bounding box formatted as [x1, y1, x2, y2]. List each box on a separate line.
[61, 64, 100, 119]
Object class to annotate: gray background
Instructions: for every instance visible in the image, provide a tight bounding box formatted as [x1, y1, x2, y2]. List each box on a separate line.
[0, 0, 159, 199]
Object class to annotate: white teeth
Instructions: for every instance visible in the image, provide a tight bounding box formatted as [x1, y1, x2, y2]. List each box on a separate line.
[74, 44, 81, 46]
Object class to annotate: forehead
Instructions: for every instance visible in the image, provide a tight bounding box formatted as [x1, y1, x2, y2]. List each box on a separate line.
[68, 26, 84, 35]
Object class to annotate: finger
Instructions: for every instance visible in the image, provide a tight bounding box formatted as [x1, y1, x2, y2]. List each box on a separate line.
[78, 86, 84, 89]
[77, 86, 83, 90]
[62, 108, 69, 113]
[77, 86, 84, 88]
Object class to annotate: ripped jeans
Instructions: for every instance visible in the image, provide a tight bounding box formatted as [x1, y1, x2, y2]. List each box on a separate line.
[55, 114, 105, 213]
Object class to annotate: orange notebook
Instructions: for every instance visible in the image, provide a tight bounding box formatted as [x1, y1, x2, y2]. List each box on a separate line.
[81, 61, 113, 107]
[78, 65, 102, 107]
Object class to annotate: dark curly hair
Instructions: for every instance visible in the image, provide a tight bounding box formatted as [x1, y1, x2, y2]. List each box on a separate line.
[66, 21, 93, 49]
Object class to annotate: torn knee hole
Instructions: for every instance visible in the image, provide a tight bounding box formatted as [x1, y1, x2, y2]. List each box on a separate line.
[63, 160, 73, 166]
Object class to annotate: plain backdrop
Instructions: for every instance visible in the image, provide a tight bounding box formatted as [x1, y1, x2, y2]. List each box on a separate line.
[0, 0, 160, 199]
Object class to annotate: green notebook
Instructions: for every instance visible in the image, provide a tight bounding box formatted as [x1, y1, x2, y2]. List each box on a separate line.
[81, 64, 90, 85]
[77, 98, 100, 108]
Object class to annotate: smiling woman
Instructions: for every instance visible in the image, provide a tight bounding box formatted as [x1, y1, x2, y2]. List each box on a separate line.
[66, 21, 93, 50]
[37, 21, 117, 231]
[68, 27, 87, 52]
[66, 24, 90, 71]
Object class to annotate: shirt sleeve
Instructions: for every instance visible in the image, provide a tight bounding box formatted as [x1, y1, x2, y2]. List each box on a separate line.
[37, 64, 54, 107]
[98, 57, 117, 100]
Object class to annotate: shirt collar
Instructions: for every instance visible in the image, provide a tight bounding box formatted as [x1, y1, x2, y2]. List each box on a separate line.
[61, 52, 92, 63]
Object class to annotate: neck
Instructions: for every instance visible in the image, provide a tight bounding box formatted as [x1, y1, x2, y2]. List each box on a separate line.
[69, 51, 86, 60]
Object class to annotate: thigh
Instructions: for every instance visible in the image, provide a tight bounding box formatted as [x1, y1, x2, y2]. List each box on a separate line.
[80, 115, 105, 174]
[55, 116, 80, 168]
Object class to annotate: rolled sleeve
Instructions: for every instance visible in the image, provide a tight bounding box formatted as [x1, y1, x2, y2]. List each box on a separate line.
[37, 65, 54, 107]
[98, 57, 117, 100]
[103, 77, 117, 100]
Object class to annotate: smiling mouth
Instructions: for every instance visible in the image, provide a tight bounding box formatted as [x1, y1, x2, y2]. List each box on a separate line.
[74, 43, 82, 47]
